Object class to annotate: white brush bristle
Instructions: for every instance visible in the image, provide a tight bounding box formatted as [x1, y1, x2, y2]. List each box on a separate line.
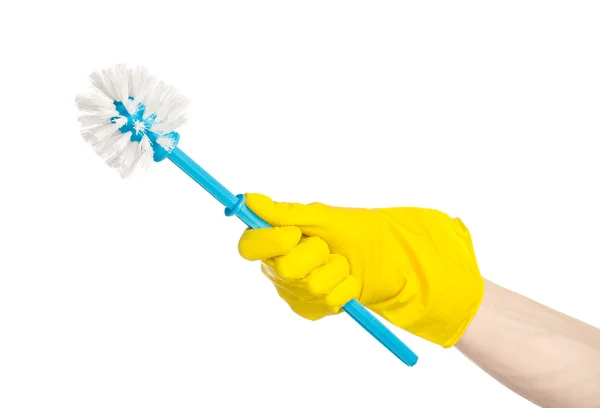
[76, 64, 189, 178]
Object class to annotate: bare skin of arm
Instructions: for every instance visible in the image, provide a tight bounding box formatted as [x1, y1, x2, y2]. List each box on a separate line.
[455, 279, 600, 408]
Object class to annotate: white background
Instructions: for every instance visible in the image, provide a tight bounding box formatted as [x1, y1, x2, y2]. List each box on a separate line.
[1, 1, 599, 407]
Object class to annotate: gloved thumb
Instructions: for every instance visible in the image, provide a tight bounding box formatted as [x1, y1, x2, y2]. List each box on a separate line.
[244, 193, 332, 233]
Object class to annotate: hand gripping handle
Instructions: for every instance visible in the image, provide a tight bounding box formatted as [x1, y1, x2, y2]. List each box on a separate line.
[168, 147, 418, 366]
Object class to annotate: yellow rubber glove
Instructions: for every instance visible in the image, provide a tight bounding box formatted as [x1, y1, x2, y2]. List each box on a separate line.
[238, 193, 484, 348]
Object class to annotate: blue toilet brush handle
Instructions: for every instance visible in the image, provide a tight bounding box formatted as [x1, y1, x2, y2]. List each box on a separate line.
[168, 147, 418, 366]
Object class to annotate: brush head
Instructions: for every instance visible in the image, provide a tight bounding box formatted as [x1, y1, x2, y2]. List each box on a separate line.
[76, 64, 190, 178]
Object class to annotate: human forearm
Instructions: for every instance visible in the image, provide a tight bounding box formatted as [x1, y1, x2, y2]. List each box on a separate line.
[455, 279, 600, 408]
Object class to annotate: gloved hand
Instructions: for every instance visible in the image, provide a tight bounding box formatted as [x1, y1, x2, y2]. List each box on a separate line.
[238, 193, 484, 348]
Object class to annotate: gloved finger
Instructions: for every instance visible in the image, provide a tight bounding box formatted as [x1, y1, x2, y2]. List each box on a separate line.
[287, 300, 332, 321]
[238, 226, 302, 261]
[245, 193, 333, 231]
[273, 286, 332, 321]
[324, 276, 361, 312]
[305, 254, 351, 296]
[269, 236, 330, 280]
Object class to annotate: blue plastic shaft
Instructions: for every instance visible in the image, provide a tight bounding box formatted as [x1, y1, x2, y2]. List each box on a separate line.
[168, 146, 418, 366]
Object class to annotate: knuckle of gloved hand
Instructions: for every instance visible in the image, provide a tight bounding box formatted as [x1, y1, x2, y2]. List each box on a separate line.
[329, 253, 350, 270]
[274, 226, 302, 253]
[324, 291, 344, 309]
[325, 277, 360, 309]
[306, 255, 350, 296]
[303, 236, 330, 259]
[306, 274, 328, 296]
[275, 236, 329, 280]
[275, 256, 305, 280]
